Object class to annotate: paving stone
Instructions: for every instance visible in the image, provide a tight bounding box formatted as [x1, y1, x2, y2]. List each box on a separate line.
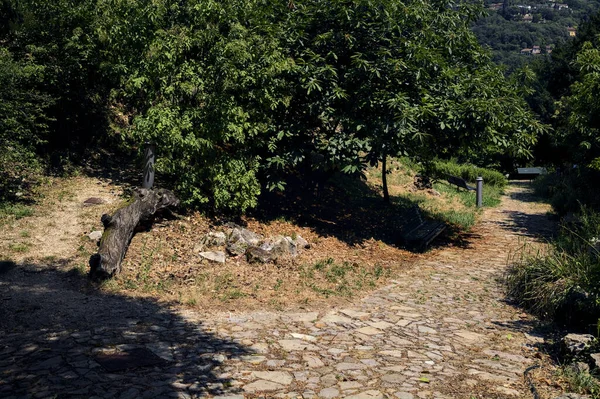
[319, 387, 340, 398]
[343, 390, 384, 399]
[251, 371, 293, 385]
[290, 333, 317, 342]
[354, 327, 383, 336]
[278, 339, 319, 351]
[243, 380, 285, 392]
[0, 184, 563, 399]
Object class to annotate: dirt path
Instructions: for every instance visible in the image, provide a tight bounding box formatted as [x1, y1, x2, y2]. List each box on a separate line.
[0, 182, 563, 399]
[0, 176, 123, 263]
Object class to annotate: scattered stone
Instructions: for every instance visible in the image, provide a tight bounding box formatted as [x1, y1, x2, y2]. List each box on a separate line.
[261, 236, 297, 257]
[88, 231, 103, 242]
[198, 251, 226, 264]
[295, 235, 310, 249]
[563, 334, 595, 356]
[196, 232, 227, 251]
[591, 353, 600, 370]
[227, 226, 262, 255]
[246, 246, 275, 264]
[569, 361, 590, 374]
[395, 393, 414, 399]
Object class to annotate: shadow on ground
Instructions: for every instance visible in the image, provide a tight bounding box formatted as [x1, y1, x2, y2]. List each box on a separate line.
[0, 259, 252, 398]
[507, 180, 550, 204]
[252, 173, 452, 251]
[495, 210, 557, 240]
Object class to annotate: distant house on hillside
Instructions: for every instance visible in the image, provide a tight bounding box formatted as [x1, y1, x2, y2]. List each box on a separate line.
[521, 48, 533, 55]
[555, 3, 569, 10]
[546, 45, 553, 54]
[532, 45, 541, 54]
[488, 3, 503, 10]
[567, 27, 577, 37]
[523, 14, 533, 23]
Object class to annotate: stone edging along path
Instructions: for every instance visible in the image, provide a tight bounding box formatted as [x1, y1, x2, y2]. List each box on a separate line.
[0, 182, 560, 398]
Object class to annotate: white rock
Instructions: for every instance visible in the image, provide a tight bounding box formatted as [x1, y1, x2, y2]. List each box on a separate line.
[88, 231, 103, 241]
[291, 333, 317, 342]
[199, 251, 226, 263]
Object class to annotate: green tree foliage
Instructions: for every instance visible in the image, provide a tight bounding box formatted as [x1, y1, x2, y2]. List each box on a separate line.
[4, 0, 110, 159]
[0, 47, 53, 200]
[1, 0, 545, 212]
[556, 40, 600, 169]
[94, 0, 292, 211]
[275, 0, 543, 200]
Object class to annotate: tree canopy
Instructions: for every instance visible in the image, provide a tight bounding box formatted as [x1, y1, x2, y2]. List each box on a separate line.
[1, 0, 546, 211]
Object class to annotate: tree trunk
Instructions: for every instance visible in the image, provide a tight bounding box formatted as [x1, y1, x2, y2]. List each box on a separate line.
[89, 188, 179, 279]
[382, 152, 390, 203]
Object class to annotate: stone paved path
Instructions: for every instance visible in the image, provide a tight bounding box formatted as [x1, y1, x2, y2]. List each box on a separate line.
[1, 183, 559, 398]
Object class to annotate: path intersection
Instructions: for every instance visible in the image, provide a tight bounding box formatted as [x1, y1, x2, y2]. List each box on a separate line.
[0, 183, 560, 398]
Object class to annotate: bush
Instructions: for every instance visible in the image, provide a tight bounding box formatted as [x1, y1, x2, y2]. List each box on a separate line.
[533, 168, 600, 215]
[0, 47, 51, 201]
[507, 208, 600, 328]
[427, 159, 508, 188]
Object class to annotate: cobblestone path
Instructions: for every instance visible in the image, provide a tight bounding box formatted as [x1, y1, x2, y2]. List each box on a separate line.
[1, 183, 558, 398]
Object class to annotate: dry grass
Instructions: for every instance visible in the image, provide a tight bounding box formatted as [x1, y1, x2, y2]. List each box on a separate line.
[0, 160, 488, 313]
[103, 214, 418, 312]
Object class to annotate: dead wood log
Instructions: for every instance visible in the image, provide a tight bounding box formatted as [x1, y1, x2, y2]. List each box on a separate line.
[89, 188, 179, 279]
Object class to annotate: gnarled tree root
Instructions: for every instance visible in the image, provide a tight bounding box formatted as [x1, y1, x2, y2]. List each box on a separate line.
[89, 188, 179, 280]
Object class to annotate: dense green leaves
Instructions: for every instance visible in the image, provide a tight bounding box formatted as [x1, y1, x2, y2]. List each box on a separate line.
[1, 0, 546, 211]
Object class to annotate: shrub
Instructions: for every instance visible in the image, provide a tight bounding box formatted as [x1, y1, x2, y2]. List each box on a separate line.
[427, 159, 508, 188]
[0, 48, 51, 201]
[533, 168, 600, 215]
[507, 208, 600, 328]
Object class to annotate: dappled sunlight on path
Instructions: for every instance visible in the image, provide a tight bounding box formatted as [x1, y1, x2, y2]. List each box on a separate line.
[1, 183, 561, 398]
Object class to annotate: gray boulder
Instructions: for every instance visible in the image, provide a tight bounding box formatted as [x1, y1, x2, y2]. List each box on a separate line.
[261, 236, 297, 258]
[590, 353, 600, 370]
[294, 235, 310, 249]
[227, 226, 262, 256]
[563, 333, 595, 356]
[246, 247, 274, 264]
[196, 231, 227, 252]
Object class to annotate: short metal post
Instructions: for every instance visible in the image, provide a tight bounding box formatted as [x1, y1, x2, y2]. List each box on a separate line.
[142, 142, 155, 189]
[476, 176, 483, 208]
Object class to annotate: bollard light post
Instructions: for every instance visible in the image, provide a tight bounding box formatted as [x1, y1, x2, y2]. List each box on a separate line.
[476, 176, 483, 208]
[142, 142, 155, 189]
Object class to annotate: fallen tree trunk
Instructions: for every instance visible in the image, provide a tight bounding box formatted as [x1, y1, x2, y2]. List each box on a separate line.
[89, 188, 179, 279]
